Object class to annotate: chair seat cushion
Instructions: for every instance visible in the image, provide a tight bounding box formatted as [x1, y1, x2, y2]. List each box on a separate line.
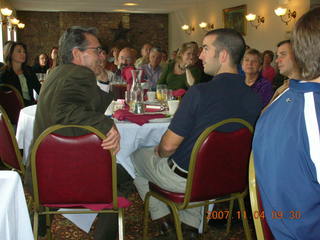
[43, 197, 131, 211]
[149, 182, 185, 203]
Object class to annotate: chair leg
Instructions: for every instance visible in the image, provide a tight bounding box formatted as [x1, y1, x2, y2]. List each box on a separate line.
[167, 202, 183, 240]
[118, 208, 125, 240]
[143, 192, 152, 240]
[45, 209, 52, 240]
[33, 211, 39, 240]
[203, 204, 209, 234]
[237, 197, 252, 240]
[226, 199, 234, 234]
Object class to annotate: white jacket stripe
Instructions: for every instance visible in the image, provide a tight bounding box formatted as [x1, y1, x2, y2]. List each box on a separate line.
[304, 92, 320, 183]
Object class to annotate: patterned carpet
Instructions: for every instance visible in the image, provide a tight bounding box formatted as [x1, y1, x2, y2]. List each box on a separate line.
[0, 162, 256, 240]
[38, 190, 256, 240]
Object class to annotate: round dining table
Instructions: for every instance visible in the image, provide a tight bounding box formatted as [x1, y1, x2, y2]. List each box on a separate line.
[16, 104, 170, 178]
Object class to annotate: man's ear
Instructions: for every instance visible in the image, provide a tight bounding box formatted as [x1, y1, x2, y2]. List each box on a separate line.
[219, 49, 228, 63]
[72, 48, 81, 63]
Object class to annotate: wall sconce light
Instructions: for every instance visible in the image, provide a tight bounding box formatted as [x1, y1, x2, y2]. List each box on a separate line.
[17, 23, 25, 29]
[274, 7, 296, 25]
[245, 13, 265, 29]
[0, 8, 13, 24]
[181, 24, 195, 35]
[10, 18, 20, 25]
[198, 22, 214, 32]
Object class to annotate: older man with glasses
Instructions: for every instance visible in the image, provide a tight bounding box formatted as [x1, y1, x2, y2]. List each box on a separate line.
[26, 26, 132, 240]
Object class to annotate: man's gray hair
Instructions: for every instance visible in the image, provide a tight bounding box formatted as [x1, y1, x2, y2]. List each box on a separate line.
[58, 26, 98, 64]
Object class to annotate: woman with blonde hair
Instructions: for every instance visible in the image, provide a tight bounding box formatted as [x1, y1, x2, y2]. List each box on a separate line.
[158, 42, 202, 90]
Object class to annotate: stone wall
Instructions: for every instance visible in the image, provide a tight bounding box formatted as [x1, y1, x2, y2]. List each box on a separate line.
[16, 11, 168, 65]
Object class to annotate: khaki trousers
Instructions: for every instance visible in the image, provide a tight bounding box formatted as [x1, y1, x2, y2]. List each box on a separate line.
[132, 147, 202, 229]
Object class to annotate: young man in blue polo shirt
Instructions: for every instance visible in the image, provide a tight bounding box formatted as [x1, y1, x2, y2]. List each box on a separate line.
[253, 7, 320, 239]
[132, 28, 262, 239]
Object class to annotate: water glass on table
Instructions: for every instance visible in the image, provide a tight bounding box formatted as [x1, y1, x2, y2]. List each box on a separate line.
[156, 84, 166, 101]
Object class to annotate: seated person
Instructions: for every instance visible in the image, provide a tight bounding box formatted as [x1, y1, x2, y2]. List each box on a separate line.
[141, 47, 163, 90]
[97, 48, 115, 92]
[157, 42, 202, 90]
[0, 41, 41, 106]
[261, 50, 276, 83]
[242, 48, 274, 107]
[33, 53, 50, 74]
[105, 46, 119, 73]
[132, 28, 262, 240]
[115, 47, 137, 85]
[135, 43, 152, 68]
[253, 7, 320, 239]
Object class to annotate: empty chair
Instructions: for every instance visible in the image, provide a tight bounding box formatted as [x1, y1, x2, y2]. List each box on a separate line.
[30, 124, 131, 240]
[0, 83, 25, 125]
[0, 105, 25, 175]
[143, 118, 254, 240]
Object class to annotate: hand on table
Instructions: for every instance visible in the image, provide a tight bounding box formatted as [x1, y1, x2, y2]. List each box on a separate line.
[101, 125, 120, 155]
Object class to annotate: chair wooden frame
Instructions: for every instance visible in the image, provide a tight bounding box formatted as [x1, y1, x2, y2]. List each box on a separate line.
[31, 124, 126, 240]
[143, 118, 254, 240]
[0, 105, 25, 175]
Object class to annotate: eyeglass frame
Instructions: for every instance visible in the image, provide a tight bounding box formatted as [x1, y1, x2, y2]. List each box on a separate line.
[76, 46, 104, 55]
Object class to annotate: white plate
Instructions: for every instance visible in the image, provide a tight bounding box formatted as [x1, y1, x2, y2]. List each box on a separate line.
[149, 117, 172, 123]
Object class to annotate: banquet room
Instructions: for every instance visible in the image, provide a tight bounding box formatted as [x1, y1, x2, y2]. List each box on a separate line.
[0, 0, 319, 240]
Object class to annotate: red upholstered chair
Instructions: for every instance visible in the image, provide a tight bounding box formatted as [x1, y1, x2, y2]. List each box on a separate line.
[143, 118, 254, 240]
[0, 84, 25, 125]
[30, 125, 131, 240]
[249, 153, 275, 240]
[0, 105, 25, 175]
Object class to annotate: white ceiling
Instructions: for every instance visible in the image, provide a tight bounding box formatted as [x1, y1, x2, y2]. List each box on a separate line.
[10, 0, 208, 13]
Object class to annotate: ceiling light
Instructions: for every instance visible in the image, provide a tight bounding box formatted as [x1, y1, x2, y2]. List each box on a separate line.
[113, 9, 129, 12]
[124, 3, 138, 6]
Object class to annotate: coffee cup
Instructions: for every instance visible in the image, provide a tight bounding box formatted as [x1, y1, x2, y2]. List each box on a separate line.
[167, 100, 180, 115]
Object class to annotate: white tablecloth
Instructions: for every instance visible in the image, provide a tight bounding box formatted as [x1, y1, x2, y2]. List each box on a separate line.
[16, 105, 169, 177]
[0, 171, 33, 240]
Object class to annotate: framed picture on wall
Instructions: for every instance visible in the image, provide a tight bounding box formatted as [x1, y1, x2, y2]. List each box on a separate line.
[223, 5, 247, 35]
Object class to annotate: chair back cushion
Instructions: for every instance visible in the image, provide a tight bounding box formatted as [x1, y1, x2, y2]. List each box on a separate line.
[0, 85, 24, 125]
[35, 132, 113, 205]
[190, 128, 252, 201]
[0, 112, 21, 170]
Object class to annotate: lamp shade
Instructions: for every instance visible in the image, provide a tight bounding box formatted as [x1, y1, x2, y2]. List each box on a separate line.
[274, 7, 287, 16]
[0, 8, 12, 17]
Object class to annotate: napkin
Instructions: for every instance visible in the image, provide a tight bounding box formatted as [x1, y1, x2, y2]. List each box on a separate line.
[172, 89, 186, 97]
[145, 104, 163, 112]
[113, 109, 166, 125]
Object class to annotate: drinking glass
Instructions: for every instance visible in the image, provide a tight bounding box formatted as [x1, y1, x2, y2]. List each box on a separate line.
[156, 84, 166, 101]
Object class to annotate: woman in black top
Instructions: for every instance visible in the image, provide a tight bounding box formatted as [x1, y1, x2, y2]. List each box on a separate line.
[32, 53, 49, 74]
[0, 41, 41, 106]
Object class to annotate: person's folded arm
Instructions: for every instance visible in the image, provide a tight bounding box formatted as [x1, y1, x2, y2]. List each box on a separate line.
[156, 129, 184, 158]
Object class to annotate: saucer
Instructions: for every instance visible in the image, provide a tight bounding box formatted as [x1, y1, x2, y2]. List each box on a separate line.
[149, 117, 172, 123]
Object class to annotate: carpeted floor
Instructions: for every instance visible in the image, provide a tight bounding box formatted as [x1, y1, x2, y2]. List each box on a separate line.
[38, 191, 256, 240]
[0, 161, 256, 240]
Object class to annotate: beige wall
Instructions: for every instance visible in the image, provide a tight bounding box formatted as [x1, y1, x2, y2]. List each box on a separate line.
[169, 0, 310, 54]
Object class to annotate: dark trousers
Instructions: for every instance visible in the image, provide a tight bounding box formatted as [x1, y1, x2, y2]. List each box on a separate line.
[94, 164, 133, 240]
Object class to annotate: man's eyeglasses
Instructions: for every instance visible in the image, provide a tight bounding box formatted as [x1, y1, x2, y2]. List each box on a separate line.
[78, 46, 104, 55]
